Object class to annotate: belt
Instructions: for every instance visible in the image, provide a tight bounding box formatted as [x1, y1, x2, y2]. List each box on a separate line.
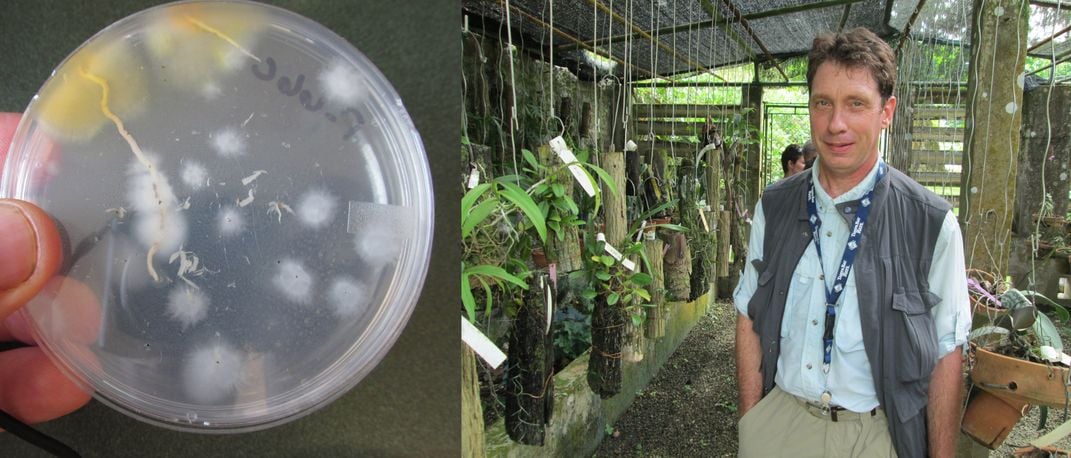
[799, 398, 880, 422]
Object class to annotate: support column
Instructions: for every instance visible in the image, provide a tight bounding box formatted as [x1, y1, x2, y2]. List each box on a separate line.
[961, 0, 1028, 275]
[742, 83, 764, 212]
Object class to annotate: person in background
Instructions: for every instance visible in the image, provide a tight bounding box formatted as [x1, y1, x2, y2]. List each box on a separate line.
[780, 143, 806, 178]
[802, 140, 817, 169]
[734, 28, 970, 457]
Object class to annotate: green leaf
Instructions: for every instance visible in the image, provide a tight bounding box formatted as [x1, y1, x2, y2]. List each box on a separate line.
[600, 255, 616, 267]
[631, 314, 644, 328]
[462, 199, 498, 238]
[630, 272, 653, 286]
[608, 292, 620, 305]
[498, 180, 547, 243]
[461, 183, 492, 216]
[464, 264, 528, 289]
[552, 183, 565, 198]
[462, 272, 476, 322]
[585, 162, 618, 195]
[582, 288, 598, 300]
[636, 289, 651, 301]
[1033, 312, 1064, 352]
[596, 271, 612, 281]
[564, 196, 579, 215]
[1021, 290, 1071, 322]
[521, 149, 539, 170]
[658, 224, 689, 233]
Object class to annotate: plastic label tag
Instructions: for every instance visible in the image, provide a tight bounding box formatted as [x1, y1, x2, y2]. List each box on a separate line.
[542, 276, 553, 335]
[625, 139, 637, 152]
[621, 259, 637, 272]
[700, 209, 709, 232]
[462, 317, 507, 369]
[467, 167, 480, 189]
[602, 240, 623, 261]
[635, 220, 647, 241]
[549, 136, 596, 197]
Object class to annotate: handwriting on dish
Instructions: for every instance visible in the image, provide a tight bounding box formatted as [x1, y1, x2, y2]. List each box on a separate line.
[251, 57, 365, 141]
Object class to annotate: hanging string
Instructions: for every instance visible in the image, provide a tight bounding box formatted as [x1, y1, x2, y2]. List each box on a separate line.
[504, 0, 520, 176]
[549, 0, 555, 122]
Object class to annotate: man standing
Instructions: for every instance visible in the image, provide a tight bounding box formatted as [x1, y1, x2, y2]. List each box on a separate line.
[734, 28, 970, 457]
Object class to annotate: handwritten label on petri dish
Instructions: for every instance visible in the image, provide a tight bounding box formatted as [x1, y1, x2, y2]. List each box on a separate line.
[250, 56, 365, 142]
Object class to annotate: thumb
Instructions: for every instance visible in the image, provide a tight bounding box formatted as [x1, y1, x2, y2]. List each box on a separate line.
[0, 199, 62, 319]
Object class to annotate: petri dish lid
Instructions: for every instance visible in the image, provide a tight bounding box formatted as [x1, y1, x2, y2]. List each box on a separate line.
[0, 0, 433, 433]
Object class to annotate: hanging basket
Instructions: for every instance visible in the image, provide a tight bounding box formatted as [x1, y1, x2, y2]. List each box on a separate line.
[664, 232, 692, 301]
[504, 273, 555, 445]
[587, 292, 627, 398]
[970, 344, 1071, 408]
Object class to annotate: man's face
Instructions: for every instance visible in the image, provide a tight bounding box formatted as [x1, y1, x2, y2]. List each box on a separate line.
[808, 62, 895, 179]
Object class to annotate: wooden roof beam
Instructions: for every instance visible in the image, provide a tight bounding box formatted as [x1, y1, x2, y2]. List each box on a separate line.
[896, 0, 929, 53]
[1028, 23, 1071, 53]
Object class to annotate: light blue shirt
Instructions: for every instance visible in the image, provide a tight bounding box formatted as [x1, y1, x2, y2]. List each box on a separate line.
[734, 161, 972, 412]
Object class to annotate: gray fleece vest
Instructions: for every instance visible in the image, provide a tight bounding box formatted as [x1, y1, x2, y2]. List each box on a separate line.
[746, 164, 950, 458]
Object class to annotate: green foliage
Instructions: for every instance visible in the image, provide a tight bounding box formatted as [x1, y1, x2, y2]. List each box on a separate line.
[579, 232, 654, 328]
[552, 306, 591, 365]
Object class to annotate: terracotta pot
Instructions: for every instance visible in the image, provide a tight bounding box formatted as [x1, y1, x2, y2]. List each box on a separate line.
[970, 345, 1071, 408]
[961, 388, 1030, 449]
[532, 248, 549, 268]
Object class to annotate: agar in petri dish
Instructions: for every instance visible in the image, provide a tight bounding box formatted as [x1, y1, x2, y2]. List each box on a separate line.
[0, 0, 433, 433]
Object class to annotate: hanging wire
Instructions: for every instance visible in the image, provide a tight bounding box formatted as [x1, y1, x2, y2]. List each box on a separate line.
[504, 0, 521, 176]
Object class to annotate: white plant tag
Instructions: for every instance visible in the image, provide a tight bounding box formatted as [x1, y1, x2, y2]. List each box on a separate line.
[467, 167, 480, 189]
[603, 241, 623, 261]
[462, 317, 507, 369]
[622, 258, 637, 272]
[549, 136, 596, 197]
[700, 209, 710, 232]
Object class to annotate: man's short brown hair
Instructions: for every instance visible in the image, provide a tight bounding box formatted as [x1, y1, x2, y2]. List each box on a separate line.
[806, 27, 896, 99]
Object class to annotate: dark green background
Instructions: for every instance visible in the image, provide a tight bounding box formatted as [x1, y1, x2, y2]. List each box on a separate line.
[0, 1, 460, 456]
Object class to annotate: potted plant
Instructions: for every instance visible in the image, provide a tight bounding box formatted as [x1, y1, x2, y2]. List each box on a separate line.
[963, 286, 1070, 449]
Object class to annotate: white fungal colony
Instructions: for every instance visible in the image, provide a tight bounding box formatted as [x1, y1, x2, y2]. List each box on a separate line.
[318, 59, 366, 106]
[217, 206, 245, 237]
[273, 259, 314, 304]
[126, 155, 187, 261]
[327, 277, 366, 317]
[210, 127, 246, 157]
[296, 188, 338, 228]
[354, 223, 401, 266]
[183, 342, 243, 404]
[167, 285, 209, 328]
[181, 161, 208, 190]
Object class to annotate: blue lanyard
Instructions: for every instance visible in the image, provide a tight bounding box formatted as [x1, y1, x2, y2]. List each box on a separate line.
[806, 161, 885, 374]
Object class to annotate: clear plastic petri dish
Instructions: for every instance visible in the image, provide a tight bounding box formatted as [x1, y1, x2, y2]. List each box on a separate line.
[0, 0, 433, 433]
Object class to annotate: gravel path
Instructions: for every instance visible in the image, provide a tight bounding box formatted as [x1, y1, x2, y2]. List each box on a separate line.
[593, 300, 1071, 457]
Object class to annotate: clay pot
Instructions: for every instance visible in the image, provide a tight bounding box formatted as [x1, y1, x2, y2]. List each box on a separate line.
[961, 388, 1030, 449]
[970, 345, 1070, 408]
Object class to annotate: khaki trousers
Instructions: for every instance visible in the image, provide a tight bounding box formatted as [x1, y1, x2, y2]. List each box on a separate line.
[738, 386, 897, 457]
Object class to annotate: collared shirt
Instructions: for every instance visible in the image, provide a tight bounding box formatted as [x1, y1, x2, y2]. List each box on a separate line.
[734, 160, 972, 412]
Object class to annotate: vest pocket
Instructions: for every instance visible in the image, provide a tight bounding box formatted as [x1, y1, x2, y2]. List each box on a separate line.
[890, 289, 939, 382]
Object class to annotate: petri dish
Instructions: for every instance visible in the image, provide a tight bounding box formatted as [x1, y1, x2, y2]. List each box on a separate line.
[0, 0, 433, 433]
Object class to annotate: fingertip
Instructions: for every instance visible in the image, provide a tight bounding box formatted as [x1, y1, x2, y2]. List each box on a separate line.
[0, 200, 62, 321]
[0, 347, 91, 424]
